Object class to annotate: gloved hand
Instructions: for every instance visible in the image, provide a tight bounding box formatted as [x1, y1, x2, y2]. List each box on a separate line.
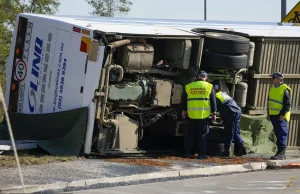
[182, 110, 187, 119]
[211, 114, 216, 121]
[279, 115, 284, 121]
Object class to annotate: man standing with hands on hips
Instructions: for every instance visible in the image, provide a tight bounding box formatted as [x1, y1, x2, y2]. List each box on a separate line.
[267, 72, 292, 160]
[181, 71, 217, 159]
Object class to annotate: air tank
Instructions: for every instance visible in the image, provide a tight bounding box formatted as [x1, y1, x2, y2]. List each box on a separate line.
[246, 42, 255, 68]
[234, 82, 248, 108]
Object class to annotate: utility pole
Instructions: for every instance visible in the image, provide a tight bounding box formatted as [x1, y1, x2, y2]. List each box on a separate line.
[281, 0, 287, 20]
[204, 0, 207, 20]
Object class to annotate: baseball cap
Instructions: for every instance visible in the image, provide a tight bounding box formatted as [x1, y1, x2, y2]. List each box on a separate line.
[198, 70, 208, 78]
[269, 72, 284, 79]
[213, 84, 220, 90]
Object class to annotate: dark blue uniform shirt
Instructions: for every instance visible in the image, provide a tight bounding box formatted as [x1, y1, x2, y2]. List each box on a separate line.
[215, 94, 241, 118]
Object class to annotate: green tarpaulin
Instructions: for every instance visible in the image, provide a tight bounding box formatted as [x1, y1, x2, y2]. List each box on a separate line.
[0, 107, 88, 156]
[240, 114, 277, 154]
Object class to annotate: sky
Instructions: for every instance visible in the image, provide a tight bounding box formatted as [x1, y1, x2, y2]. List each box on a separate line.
[56, 0, 300, 22]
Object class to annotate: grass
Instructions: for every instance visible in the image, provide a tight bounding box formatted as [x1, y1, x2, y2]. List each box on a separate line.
[0, 76, 78, 169]
[0, 149, 78, 169]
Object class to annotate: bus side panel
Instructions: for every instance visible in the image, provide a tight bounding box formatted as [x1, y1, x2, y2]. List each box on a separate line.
[46, 29, 87, 113]
[7, 16, 40, 114]
[7, 15, 88, 114]
[19, 18, 57, 114]
[82, 45, 105, 107]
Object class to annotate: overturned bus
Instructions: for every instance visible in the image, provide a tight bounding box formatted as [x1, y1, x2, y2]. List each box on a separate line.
[2, 14, 300, 156]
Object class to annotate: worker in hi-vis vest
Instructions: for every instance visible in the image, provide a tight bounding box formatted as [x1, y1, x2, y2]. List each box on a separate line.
[267, 72, 292, 160]
[213, 85, 247, 157]
[181, 71, 217, 159]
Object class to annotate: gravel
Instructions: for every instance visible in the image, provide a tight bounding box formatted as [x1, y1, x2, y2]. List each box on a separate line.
[1, 151, 299, 191]
[0, 156, 266, 186]
[0, 157, 220, 186]
[0, 159, 162, 185]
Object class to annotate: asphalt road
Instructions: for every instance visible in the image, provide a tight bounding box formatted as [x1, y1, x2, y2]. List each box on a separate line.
[65, 169, 300, 194]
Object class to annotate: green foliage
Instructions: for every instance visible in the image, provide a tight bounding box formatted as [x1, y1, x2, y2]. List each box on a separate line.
[24, 0, 60, 15]
[86, 0, 132, 17]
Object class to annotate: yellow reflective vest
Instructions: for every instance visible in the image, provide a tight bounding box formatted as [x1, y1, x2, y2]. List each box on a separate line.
[216, 91, 231, 104]
[268, 84, 292, 122]
[185, 81, 212, 119]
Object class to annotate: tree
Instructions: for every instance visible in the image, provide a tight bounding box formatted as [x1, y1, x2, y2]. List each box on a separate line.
[0, 0, 60, 120]
[86, 0, 132, 17]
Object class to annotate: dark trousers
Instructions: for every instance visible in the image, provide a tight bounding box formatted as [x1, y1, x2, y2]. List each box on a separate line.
[223, 111, 244, 150]
[184, 118, 209, 155]
[270, 115, 288, 149]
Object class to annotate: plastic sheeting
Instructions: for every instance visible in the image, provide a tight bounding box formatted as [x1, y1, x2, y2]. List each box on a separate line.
[0, 107, 88, 156]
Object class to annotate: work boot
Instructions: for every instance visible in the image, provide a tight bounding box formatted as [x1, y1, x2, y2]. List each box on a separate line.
[182, 152, 190, 158]
[219, 150, 230, 157]
[235, 144, 247, 157]
[219, 146, 230, 158]
[233, 143, 240, 155]
[270, 147, 286, 160]
[196, 153, 208, 160]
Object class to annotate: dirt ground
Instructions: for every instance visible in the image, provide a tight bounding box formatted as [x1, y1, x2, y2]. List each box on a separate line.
[160, 156, 266, 165]
[107, 158, 171, 167]
[106, 156, 267, 167]
[1, 149, 267, 169]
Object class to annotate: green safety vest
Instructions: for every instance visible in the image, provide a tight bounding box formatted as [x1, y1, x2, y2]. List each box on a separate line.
[185, 81, 212, 119]
[216, 91, 232, 104]
[268, 84, 292, 122]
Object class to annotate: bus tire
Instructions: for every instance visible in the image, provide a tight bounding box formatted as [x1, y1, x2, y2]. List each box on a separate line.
[206, 141, 225, 156]
[204, 32, 250, 54]
[202, 51, 248, 70]
[207, 126, 224, 143]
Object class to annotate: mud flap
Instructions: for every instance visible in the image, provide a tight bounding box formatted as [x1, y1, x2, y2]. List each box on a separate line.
[0, 107, 88, 156]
